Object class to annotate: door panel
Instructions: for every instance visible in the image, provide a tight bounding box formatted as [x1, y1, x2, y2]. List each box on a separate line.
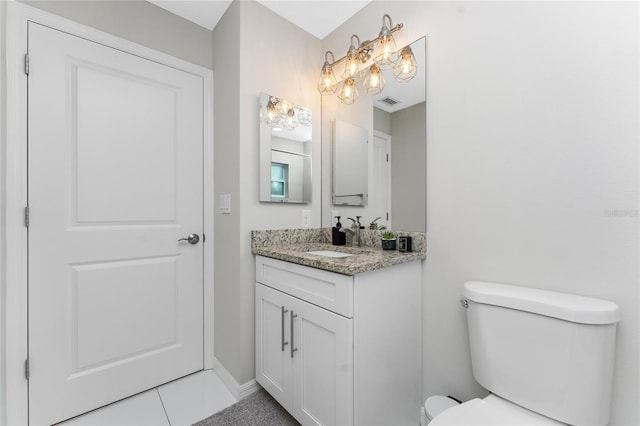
[74, 63, 178, 224]
[28, 22, 204, 425]
[72, 256, 179, 370]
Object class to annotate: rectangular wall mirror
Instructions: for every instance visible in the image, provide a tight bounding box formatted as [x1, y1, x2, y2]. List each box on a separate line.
[259, 93, 312, 203]
[322, 37, 426, 231]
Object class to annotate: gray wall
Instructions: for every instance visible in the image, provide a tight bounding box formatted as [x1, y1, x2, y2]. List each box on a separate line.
[212, 0, 243, 384]
[212, 1, 322, 384]
[373, 106, 391, 135]
[390, 102, 426, 232]
[20, 0, 213, 69]
[322, 2, 638, 425]
[0, 2, 6, 423]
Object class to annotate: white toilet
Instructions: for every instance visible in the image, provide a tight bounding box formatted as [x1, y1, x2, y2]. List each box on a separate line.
[430, 281, 620, 426]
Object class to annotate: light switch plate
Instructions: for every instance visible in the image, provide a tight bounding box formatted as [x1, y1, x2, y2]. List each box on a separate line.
[219, 194, 231, 214]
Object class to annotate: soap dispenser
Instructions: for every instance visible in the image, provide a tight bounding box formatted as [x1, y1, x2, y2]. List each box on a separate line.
[332, 216, 346, 245]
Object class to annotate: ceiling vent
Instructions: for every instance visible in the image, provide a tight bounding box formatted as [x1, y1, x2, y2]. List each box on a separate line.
[379, 96, 400, 106]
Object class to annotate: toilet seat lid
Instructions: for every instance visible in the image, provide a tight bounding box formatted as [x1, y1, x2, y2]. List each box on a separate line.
[430, 397, 566, 426]
[425, 396, 459, 419]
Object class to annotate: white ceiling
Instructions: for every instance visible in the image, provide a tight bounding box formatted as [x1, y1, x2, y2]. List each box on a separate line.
[146, 0, 371, 39]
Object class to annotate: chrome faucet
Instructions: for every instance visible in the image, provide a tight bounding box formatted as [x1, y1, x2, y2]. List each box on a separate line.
[345, 216, 363, 247]
[369, 217, 387, 230]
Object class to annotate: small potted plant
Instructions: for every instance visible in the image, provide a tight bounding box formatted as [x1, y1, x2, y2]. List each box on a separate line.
[381, 231, 396, 250]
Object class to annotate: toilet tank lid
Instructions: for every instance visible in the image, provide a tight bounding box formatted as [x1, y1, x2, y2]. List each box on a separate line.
[463, 281, 620, 325]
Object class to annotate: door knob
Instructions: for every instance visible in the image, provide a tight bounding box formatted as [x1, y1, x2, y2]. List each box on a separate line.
[178, 233, 200, 245]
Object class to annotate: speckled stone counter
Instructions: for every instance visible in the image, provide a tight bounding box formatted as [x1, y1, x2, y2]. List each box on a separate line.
[251, 228, 426, 276]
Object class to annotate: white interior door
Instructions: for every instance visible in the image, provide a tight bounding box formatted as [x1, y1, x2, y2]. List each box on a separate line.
[28, 22, 204, 425]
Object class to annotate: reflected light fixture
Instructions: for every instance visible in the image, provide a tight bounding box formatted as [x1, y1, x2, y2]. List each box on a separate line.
[262, 96, 310, 130]
[264, 97, 280, 126]
[317, 14, 417, 105]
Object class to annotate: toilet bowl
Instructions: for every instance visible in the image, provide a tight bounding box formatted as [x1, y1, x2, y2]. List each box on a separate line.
[430, 394, 565, 425]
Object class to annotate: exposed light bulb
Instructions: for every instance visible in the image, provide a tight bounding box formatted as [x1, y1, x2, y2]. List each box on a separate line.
[348, 60, 358, 77]
[317, 51, 338, 95]
[382, 39, 392, 61]
[338, 78, 358, 105]
[364, 63, 385, 95]
[342, 35, 362, 79]
[393, 46, 417, 82]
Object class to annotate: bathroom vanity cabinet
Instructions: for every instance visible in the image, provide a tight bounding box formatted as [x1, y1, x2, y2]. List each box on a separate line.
[255, 255, 422, 426]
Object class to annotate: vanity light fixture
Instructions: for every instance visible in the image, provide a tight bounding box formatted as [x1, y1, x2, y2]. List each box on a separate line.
[372, 14, 398, 70]
[363, 63, 385, 95]
[262, 96, 310, 130]
[317, 51, 338, 95]
[338, 77, 358, 105]
[343, 35, 362, 79]
[393, 46, 418, 82]
[317, 14, 417, 104]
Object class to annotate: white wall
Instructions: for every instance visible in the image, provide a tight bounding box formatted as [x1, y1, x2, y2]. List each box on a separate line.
[322, 2, 639, 425]
[212, 0, 322, 385]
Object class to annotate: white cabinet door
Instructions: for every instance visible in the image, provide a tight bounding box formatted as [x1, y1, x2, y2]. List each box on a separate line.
[292, 298, 353, 426]
[256, 283, 354, 426]
[256, 284, 293, 410]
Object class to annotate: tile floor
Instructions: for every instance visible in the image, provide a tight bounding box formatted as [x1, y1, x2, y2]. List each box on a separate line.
[59, 370, 237, 426]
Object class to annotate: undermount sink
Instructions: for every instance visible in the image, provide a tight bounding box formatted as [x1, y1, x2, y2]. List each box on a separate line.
[305, 250, 353, 258]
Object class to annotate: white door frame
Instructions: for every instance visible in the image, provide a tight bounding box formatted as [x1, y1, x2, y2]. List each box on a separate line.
[2, 2, 215, 424]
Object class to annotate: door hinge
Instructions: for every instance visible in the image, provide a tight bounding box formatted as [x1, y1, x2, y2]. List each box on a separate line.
[386, 153, 389, 162]
[203, 234, 206, 243]
[24, 54, 29, 75]
[24, 206, 29, 228]
[386, 212, 389, 220]
[24, 359, 30, 380]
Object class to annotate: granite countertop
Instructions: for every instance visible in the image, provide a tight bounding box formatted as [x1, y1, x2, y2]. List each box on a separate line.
[252, 228, 426, 276]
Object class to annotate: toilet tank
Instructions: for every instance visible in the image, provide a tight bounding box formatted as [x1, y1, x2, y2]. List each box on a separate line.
[462, 281, 620, 426]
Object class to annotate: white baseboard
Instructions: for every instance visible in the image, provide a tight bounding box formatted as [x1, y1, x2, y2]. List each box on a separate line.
[212, 357, 261, 400]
